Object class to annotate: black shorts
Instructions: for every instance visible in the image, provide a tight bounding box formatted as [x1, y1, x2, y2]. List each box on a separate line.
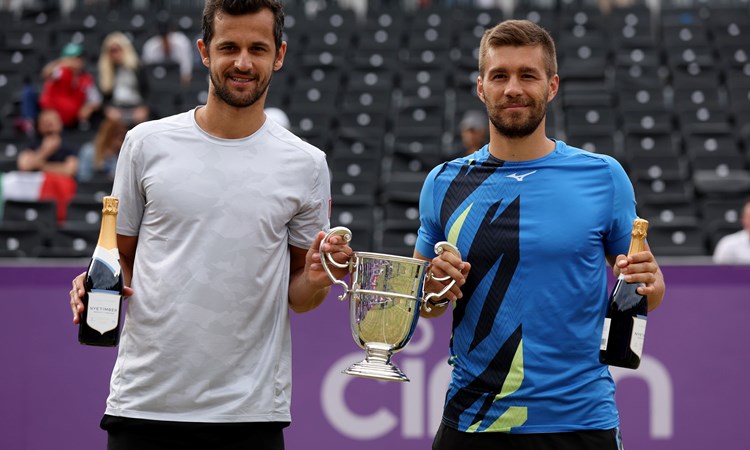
[432, 422, 624, 450]
[100, 415, 288, 450]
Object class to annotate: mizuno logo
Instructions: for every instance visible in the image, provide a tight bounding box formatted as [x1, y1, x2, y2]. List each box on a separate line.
[506, 171, 537, 181]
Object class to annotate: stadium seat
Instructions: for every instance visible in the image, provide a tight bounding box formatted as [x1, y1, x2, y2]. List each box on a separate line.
[570, 132, 619, 157]
[683, 131, 741, 157]
[329, 203, 374, 250]
[728, 86, 750, 115]
[633, 176, 695, 204]
[289, 113, 335, 150]
[380, 152, 429, 201]
[676, 108, 732, 135]
[378, 226, 420, 257]
[382, 198, 421, 231]
[75, 178, 113, 203]
[40, 224, 99, 258]
[613, 63, 664, 89]
[1, 1, 749, 259]
[623, 131, 680, 157]
[647, 222, 708, 256]
[561, 79, 614, 108]
[564, 106, 618, 136]
[627, 154, 690, 181]
[65, 197, 103, 227]
[331, 177, 379, 207]
[341, 88, 392, 115]
[637, 200, 699, 226]
[2, 199, 58, 231]
[700, 197, 748, 225]
[0, 222, 44, 257]
[608, 5, 655, 49]
[693, 170, 750, 196]
[557, 35, 610, 81]
[621, 109, 674, 135]
[618, 87, 668, 112]
[331, 132, 384, 160]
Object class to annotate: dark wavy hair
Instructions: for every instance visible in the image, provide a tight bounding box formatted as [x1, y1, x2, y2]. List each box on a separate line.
[202, 0, 285, 52]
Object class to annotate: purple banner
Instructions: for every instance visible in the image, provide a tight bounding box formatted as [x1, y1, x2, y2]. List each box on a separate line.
[1, 264, 748, 450]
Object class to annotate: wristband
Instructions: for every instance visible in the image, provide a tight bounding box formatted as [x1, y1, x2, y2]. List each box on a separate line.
[426, 298, 449, 308]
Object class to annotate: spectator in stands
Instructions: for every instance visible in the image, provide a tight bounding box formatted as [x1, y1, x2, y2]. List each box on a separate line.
[17, 76, 40, 137]
[76, 117, 127, 183]
[414, 19, 664, 450]
[98, 32, 150, 128]
[597, 0, 637, 15]
[458, 109, 490, 156]
[17, 108, 79, 178]
[712, 197, 750, 264]
[15, 108, 80, 223]
[38, 42, 102, 130]
[141, 12, 195, 88]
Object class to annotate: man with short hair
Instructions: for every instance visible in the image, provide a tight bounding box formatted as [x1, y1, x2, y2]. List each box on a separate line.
[415, 19, 665, 450]
[68, 1, 352, 449]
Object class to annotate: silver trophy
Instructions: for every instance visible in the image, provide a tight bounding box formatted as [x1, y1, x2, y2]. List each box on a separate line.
[320, 226, 461, 382]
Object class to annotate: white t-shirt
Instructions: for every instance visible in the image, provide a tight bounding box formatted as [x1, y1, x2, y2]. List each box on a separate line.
[108, 108, 331, 423]
[713, 229, 750, 264]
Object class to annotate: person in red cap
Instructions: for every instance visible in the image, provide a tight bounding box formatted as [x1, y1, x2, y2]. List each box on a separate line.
[38, 42, 102, 129]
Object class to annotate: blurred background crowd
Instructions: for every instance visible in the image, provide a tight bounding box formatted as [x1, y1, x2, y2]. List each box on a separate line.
[0, 0, 749, 262]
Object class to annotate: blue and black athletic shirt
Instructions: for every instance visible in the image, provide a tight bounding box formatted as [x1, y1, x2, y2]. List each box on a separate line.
[416, 140, 637, 434]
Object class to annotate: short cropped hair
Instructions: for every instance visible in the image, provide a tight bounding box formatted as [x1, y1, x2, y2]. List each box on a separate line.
[478, 19, 558, 79]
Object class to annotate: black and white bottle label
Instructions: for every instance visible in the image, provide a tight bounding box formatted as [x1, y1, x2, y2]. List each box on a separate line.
[630, 316, 647, 357]
[600, 318, 611, 351]
[88, 291, 120, 334]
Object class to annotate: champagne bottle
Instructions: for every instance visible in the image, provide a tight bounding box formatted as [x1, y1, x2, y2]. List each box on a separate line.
[600, 218, 650, 369]
[78, 196, 124, 347]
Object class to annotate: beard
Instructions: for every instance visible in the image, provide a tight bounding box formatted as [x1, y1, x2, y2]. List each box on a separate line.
[487, 93, 548, 139]
[209, 69, 271, 108]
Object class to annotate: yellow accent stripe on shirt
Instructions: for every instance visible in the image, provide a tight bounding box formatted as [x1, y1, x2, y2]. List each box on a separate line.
[448, 203, 472, 245]
[467, 339, 527, 432]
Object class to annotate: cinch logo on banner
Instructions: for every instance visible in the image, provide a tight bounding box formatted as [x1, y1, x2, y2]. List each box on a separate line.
[319, 320, 674, 441]
[611, 357, 674, 439]
[321, 320, 451, 439]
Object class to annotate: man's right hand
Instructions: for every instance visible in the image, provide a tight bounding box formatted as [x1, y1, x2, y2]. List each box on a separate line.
[414, 248, 471, 318]
[427, 250, 470, 304]
[69, 272, 134, 324]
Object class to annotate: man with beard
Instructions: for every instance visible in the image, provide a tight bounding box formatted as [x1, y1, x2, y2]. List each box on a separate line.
[412, 20, 665, 450]
[67, 1, 352, 449]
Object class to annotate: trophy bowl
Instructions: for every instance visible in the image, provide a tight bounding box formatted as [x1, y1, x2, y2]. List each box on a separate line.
[321, 227, 459, 382]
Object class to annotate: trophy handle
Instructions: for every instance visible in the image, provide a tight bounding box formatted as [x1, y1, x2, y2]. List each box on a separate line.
[320, 226, 353, 301]
[423, 241, 462, 312]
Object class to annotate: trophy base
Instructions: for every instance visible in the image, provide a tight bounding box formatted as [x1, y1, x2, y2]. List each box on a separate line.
[344, 360, 410, 382]
[344, 342, 410, 381]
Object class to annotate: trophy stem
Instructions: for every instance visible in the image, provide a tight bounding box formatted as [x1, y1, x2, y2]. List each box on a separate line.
[343, 342, 410, 382]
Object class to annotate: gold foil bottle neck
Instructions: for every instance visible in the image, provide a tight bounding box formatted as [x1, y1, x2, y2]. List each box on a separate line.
[628, 218, 649, 256]
[633, 218, 649, 240]
[102, 196, 119, 215]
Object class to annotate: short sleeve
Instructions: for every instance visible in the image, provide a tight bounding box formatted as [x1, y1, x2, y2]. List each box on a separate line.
[604, 157, 638, 256]
[111, 131, 145, 237]
[287, 153, 331, 249]
[415, 165, 444, 258]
